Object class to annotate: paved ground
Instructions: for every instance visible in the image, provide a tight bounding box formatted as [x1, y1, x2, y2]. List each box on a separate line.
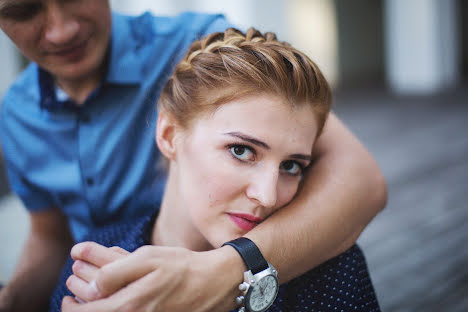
[1, 84, 467, 311]
[333, 84, 468, 312]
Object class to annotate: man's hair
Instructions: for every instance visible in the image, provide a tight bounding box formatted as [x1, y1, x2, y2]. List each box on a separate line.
[158, 27, 332, 136]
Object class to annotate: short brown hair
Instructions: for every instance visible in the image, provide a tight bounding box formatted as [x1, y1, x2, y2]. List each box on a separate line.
[158, 27, 332, 136]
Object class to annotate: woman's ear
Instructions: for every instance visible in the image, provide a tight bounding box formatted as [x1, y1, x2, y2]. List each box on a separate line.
[156, 111, 179, 160]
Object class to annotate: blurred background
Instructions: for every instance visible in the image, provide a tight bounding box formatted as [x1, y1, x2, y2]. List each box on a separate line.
[1, 0, 467, 311]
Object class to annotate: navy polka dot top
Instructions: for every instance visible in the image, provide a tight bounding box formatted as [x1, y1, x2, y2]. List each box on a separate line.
[49, 213, 380, 311]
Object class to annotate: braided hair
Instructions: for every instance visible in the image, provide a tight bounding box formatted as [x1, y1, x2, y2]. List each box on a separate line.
[158, 28, 331, 136]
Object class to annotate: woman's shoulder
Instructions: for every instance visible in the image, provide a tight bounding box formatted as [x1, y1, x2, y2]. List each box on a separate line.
[270, 244, 381, 312]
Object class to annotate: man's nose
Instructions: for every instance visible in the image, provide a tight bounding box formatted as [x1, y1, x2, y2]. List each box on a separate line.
[44, 4, 79, 45]
[246, 168, 279, 209]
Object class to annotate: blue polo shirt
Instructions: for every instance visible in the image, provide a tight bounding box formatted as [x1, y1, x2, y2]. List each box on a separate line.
[0, 11, 232, 241]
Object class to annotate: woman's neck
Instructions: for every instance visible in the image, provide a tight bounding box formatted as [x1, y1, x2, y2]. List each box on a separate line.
[151, 167, 212, 252]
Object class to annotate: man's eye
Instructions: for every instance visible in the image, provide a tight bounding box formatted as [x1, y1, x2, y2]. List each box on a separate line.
[280, 160, 303, 176]
[0, 4, 42, 21]
[230, 145, 255, 161]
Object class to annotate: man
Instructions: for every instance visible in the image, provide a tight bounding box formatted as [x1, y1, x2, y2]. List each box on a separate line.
[0, 1, 387, 311]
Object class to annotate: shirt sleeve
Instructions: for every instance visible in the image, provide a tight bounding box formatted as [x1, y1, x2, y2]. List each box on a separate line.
[3, 158, 55, 211]
[0, 100, 56, 212]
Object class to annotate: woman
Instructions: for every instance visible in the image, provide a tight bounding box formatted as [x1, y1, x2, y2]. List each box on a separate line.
[50, 28, 380, 311]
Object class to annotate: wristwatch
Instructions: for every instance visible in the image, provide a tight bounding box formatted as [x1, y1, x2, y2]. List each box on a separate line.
[223, 237, 279, 312]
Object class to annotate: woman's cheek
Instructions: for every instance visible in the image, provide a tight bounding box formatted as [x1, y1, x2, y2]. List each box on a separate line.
[277, 179, 300, 208]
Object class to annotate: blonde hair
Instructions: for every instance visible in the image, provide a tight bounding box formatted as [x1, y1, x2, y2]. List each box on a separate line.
[158, 27, 331, 136]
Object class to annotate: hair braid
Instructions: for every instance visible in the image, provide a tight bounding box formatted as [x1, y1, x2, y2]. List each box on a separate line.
[158, 27, 331, 134]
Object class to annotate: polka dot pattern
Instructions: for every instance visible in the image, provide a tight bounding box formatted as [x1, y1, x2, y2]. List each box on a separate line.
[49, 213, 380, 311]
[262, 244, 380, 312]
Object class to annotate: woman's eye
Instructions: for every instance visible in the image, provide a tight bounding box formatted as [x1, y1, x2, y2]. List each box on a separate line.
[230, 145, 255, 161]
[281, 160, 303, 176]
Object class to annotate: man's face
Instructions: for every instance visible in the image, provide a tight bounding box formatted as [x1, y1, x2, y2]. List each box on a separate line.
[0, 0, 111, 83]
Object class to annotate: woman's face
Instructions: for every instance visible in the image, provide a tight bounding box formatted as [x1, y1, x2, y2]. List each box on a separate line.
[172, 95, 319, 249]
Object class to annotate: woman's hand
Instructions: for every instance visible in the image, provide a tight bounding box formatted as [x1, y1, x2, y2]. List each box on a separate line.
[63, 242, 244, 312]
[65, 243, 129, 302]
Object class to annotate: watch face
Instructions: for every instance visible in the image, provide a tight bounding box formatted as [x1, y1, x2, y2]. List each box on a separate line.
[246, 275, 279, 312]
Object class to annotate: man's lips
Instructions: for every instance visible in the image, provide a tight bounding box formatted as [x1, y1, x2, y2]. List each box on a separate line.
[48, 39, 88, 61]
[228, 213, 263, 231]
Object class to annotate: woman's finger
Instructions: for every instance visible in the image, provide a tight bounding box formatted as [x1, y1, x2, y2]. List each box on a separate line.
[66, 275, 101, 302]
[61, 296, 113, 312]
[61, 296, 81, 312]
[72, 260, 99, 283]
[109, 246, 130, 255]
[71, 242, 127, 267]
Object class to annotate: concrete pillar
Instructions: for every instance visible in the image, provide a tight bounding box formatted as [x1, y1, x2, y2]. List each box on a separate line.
[0, 32, 21, 99]
[110, 0, 288, 39]
[193, 0, 288, 40]
[110, 0, 186, 15]
[384, 0, 460, 95]
[287, 0, 339, 87]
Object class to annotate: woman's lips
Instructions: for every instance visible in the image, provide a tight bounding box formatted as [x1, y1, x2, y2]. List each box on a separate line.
[228, 213, 263, 231]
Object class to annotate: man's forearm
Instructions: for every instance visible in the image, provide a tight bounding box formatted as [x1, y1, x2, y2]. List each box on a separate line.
[245, 113, 387, 283]
[0, 211, 73, 311]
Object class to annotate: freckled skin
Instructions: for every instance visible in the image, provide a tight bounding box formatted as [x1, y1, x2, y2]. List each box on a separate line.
[160, 94, 318, 251]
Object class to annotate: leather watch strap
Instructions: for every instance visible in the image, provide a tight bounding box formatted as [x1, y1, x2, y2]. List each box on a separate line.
[223, 237, 269, 274]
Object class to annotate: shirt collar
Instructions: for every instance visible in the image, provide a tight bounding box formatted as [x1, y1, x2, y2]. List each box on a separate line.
[105, 11, 155, 84]
[38, 67, 77, 110]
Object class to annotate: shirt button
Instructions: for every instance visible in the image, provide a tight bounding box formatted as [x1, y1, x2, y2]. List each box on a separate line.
[86, 178, 94, 186]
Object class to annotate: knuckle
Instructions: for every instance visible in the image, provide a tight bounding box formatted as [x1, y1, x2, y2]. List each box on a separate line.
[98, 265, 113, 283]
[135, 245, 153, 257]
[94, 270, 106, 291]
[94, 269, 113, 297]
[76, 241, 95, 259]
[65, 275, 74, 289]
[109, 246, 121, 252]
[61, 297, 72, 311]
[71, 260, 83, 274]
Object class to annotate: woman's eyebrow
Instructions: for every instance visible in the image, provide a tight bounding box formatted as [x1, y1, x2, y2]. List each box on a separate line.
[223, 132, 270, 149]
[290, 154, 312, 161]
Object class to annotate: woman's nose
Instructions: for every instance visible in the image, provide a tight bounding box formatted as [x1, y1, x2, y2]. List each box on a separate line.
[44, 4, 79, 45]
[246, 168, 279, 209]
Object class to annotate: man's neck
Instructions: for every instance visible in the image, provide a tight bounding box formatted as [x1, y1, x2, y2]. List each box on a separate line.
[55, 70, 103, 105]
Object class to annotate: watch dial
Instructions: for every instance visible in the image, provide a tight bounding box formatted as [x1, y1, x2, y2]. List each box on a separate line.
[248, 275, 278, 312]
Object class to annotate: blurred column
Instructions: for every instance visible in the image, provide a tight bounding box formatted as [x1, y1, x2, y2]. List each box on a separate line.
[287, 0, 339, 87]
[384, 0, 460, 95]
[110, 0, 288, 38]
[110, 0, 186, 15]
[194, 0, 289, 39]
[0, 32, 21, 99]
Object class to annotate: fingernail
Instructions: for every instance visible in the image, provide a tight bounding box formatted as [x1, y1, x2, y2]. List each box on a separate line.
[70, 244, 82, 259]
[89, 280, 101, 299]
[74, 296, 86, 304]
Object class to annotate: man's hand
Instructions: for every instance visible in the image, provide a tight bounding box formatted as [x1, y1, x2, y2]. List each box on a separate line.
[63, 242, 245, 312]
[0, 207, 73, 312]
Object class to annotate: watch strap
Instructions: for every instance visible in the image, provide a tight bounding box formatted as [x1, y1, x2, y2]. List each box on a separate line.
[223, 237, 269, 274]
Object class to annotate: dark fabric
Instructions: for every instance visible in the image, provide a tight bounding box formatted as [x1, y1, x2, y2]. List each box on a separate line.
[49, 213, 380, 312]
